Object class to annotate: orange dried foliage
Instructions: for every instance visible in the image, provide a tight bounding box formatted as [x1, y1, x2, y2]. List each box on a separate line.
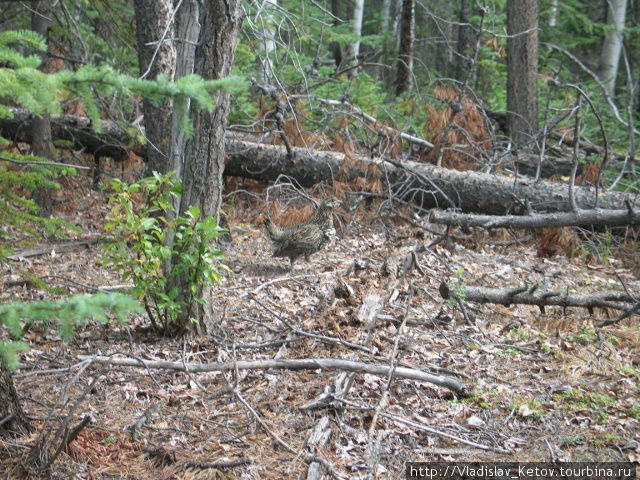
[339, 156, 383, 194]
[373, 123, 402, 158]
[421, 86, 490, 171]
[64, 98, 87, 117]
[257, 99, 333, 149]
[281, 118, 332, 149]
[484, 37, 505, 56]
[536, 228, 579, 257]
[575, 160, 602, 187]
[555, 127, 575, 145]
[48, 49, 65, 73]
[334, 132, 357, 157]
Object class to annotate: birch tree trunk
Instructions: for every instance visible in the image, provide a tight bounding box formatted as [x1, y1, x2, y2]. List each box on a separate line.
[506, 0, 539, 148]
[256, 0, 277, 84]
[134, 0, 176, 175]
[598, 0, 628, 96]
[549, 0, 558, 27]
[347, 0, 364, 69]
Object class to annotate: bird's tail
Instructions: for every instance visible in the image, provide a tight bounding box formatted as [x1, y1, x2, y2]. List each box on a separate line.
[263, 217, 284, 241]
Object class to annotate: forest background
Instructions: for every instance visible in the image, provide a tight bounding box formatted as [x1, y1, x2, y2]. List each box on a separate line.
[0, 0, 639, 478]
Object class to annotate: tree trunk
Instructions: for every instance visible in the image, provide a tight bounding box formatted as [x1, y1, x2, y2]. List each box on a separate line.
[134, 0, 177, 175]
[169, 0, 201, 192]
[395, 0, 414, 95]
[455, 0, 473, 83]
[0, 361, 32, 437]
[256, 0, 277, 84]
[549, 0, 558, 26]
[224, 140, 637, 215]
[176, 0, 242, 334]
[346, 0, 364, 71]
[506, 0, 538, 148]
[597, 0, 627, 96]
[31, 0, 53, 217]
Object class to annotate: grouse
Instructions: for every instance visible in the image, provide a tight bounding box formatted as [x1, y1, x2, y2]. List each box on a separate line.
[264, 200, 339, 269]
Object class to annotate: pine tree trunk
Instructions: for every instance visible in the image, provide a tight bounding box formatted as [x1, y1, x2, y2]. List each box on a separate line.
[31, 0, 53, 217]
[598, 0, 627, 96]
[455, 0, 473, 83]
[395, 0, 414, 95]
[175, 0, 242, 334]
[506, 0, 538, 148]
[0, 361, 32, 437]
[169, 0, 201, 186]
[134, 0, 177, 175]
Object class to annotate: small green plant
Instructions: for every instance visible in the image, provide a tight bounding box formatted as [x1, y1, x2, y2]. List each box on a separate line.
[510, 327, 531, 342]
[101, 436, 117, 445]
[569, 326, 599, 345]
[619, 365, 638, 378]
[446, 267, 467, 308]
[515, 399, 545, 420]
[558, 434, 585, 447]
[102, 172, 228, 334]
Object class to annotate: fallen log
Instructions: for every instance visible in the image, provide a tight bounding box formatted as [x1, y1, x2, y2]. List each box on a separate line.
[0, 108, 137, 160]
[430, 206, 640, 229]
[438, 281, 636, 313]
[3, 110, 638, 217]
[226, 139, 638, 215]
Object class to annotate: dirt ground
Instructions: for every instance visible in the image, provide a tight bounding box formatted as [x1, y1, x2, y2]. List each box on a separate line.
[1, 180, 639, 479]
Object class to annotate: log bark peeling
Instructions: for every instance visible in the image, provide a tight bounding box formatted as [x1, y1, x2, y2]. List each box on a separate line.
[439, 281, 636, 313]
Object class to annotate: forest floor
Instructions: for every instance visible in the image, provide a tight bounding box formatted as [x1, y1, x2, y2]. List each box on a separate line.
[1, 174, 639, 479]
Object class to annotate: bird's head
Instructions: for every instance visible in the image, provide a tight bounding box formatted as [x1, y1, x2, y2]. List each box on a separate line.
[318, 199, 341, 210]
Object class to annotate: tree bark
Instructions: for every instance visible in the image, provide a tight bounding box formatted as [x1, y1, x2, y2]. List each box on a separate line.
[438, 282, 635, 312]
[2, 112, 635, 218]
[0, 361, 32, 437]
[168, 0, 201, 210]
[0, 109, 138, 160]
[597, 0, 627, 96]
[224, 140, 637, 215]
[31, 0, 53, 217]
[430, 207, 640, 229]
[256, 0, 277, 84]
[395, 0, 414, 95]
[134, 0, 177, 175]
[454, 0, 473, 83]
[176, 0, 242, 333]
[506, 0, 538, 148]
[346, 0, 364, 72]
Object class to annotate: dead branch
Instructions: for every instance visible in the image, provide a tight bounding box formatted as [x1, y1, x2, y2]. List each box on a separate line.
[305, 416, 332, 480]
[439, 282, 636, 314]
[430, 206, 640, 229]
[127, 403, 160, 440]
[7, 239, 102, 261]
[77, 355, 471, 397]
[0, 108, 136, 160]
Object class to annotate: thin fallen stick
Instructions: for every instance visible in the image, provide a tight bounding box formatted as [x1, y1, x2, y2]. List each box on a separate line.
[77, 355, 471, 397]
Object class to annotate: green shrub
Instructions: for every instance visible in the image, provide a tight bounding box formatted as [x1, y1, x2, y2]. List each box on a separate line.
[102, 172, 228, 334]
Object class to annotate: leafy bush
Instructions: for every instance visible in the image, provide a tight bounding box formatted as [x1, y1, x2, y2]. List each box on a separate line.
[102, 172, 228, 334]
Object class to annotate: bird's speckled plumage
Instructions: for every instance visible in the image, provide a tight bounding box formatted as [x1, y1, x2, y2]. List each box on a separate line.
[264, 200, 339, 269]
